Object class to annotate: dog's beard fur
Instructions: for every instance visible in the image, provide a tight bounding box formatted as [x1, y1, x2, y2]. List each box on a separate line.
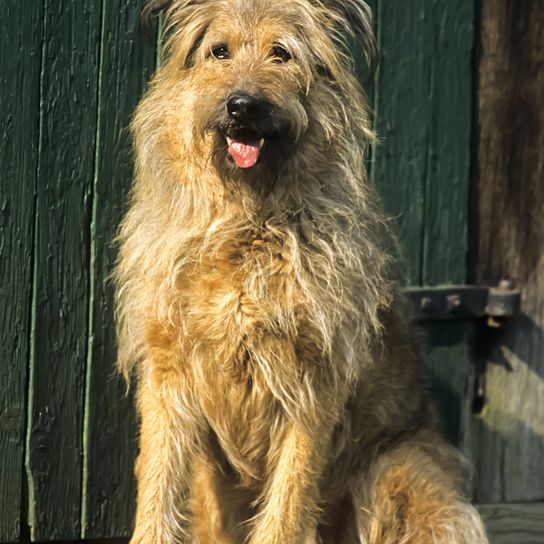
[114, 1, 489, 543]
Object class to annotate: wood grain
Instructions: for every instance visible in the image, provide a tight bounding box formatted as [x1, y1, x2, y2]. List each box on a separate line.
[0, 2, 43, 541]
[423, 322, 471, 446]
[465, 0, 544, 503]
[25, 1, 101, 539]
[82, 1, 156, 537]
[372, 0, 429, 285]
[420, 0, 473, 286]
[372, 0, 475, 450]
[373, 0, 473, 286]
[479, 503, 544, 544]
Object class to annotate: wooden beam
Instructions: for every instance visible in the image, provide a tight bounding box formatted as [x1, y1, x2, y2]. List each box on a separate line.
[0, 2, 43, 540]
[479, 503, 544, 544]
[465, 0, 544, 503]
[82, 0, 156, 537]
[25, 1, 101, 539]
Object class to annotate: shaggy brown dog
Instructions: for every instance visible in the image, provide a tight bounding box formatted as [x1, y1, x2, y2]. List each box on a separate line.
[115, 0, 489, 542]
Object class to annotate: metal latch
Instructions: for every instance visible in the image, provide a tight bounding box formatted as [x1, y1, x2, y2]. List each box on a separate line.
[404, 281, 522, 416]
[405, 281, 521, 323]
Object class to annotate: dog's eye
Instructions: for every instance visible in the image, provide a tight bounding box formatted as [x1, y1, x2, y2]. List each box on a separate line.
[270, 45, 291, 64]
[211, 45, 229, 60]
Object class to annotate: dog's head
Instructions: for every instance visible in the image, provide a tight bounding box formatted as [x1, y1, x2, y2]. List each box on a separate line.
[140, 0, 376, 181]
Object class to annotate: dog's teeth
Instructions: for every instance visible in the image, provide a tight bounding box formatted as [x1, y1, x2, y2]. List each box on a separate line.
[226, 136, 233, 145]
[259, 139, 265, 150]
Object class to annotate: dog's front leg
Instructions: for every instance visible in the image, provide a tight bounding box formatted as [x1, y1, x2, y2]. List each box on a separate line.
[249, 421, 332, 544]
[131, 373, 203, 544]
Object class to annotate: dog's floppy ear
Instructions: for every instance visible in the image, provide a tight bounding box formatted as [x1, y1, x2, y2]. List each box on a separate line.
[144, 0, 211, 69]
[324, 0, 378, 71]
[141, 0, 173, 36]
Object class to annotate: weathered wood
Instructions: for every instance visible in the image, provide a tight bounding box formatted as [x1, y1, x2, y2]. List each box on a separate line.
[25, 1, 101, 539]
[82, 1, 156, 537]
[372, 1, 475, 449]
[372, 0, 429, 284]
[0, 2, 43, 540]
[479, 503, 544, 544]
[422, 323, 471, 446]
[420, 0, 473, 286]
[465, 0, 544, 503]
[373, 0, 473, 286]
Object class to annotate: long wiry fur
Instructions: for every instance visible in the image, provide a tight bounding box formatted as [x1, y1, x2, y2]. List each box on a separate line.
[115, 1, 489, 542]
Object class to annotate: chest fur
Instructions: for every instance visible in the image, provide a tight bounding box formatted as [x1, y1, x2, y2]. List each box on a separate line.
[180, 231, 327, 435]
[179, 232, 311, 358]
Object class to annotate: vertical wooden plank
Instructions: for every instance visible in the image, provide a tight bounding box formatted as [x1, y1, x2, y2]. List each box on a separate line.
[423, 322, 471, 446]
[421, 0, 474, 286]
[0, 3, 43, 540]
[372, 1, 475, 448]
[372, 0, 430, 285]
[373, 0, 474, 286]
[82, 1, 156, 537]
[25, 1, 101, 539]
[467, 0, 544, 503]
[417, 1, 474, 453]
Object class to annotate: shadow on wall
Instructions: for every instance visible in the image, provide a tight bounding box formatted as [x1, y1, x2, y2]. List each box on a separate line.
[425, 311, 544, 504]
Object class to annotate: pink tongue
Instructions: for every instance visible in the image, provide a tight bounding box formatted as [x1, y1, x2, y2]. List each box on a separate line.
[228, 139, 260, 168]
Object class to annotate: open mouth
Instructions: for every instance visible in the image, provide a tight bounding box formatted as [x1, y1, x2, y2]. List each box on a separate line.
[225, 127, 266, 169]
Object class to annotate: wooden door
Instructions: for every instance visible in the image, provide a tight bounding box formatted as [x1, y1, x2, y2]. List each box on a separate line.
[373, 2, 544, 541]
[0, 1, 155, 541]
[369, 0, 475, 450]
[467, 1, 544, 542]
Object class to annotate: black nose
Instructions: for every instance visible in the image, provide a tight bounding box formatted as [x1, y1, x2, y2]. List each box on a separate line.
[227, 94, 270, 125]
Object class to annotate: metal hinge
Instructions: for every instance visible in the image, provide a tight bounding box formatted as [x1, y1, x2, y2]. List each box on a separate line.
[405, 281, 522, 415]
[405, 280, 521, 323]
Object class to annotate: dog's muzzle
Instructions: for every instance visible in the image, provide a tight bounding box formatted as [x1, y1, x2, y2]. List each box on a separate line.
[225, 93, 274, 169]
[227, 94, 272, 126]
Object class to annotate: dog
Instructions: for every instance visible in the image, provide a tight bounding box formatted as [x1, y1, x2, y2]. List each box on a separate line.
[114, 0, 489, 542]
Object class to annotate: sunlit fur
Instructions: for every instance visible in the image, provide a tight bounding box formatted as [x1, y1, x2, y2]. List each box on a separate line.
[115, 1, 489, 542]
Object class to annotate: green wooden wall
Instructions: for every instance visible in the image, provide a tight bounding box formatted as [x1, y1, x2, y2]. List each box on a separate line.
[0, 1, 475, 541]
[369, 0, 474, 447]
[1, 1, 156, 540]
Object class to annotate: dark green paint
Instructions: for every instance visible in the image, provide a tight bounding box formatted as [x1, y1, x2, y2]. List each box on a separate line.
[420, 0, 473, 286]
[372, 0, 473, 288]
[0, 2, 43, 541]
[422, 322, 471, 445]
[82, 1, 156, 537]
[372, 0, 429, 285]
[25, 1, 101, 539]
[372, 0, 474, 450]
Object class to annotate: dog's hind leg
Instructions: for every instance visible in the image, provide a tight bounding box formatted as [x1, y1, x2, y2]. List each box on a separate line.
[351, 434, 489, 544]
[131, 370, 204, 544]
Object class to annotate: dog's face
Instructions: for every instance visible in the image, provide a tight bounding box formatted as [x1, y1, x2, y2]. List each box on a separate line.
[143, 0, 375, 179]
[189, 3, 312, 173]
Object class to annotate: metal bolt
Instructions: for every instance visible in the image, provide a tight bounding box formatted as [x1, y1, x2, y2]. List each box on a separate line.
[420, 297, 432, 311]
[498, 279, 514, 290]
[446, 294, 461, 313]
